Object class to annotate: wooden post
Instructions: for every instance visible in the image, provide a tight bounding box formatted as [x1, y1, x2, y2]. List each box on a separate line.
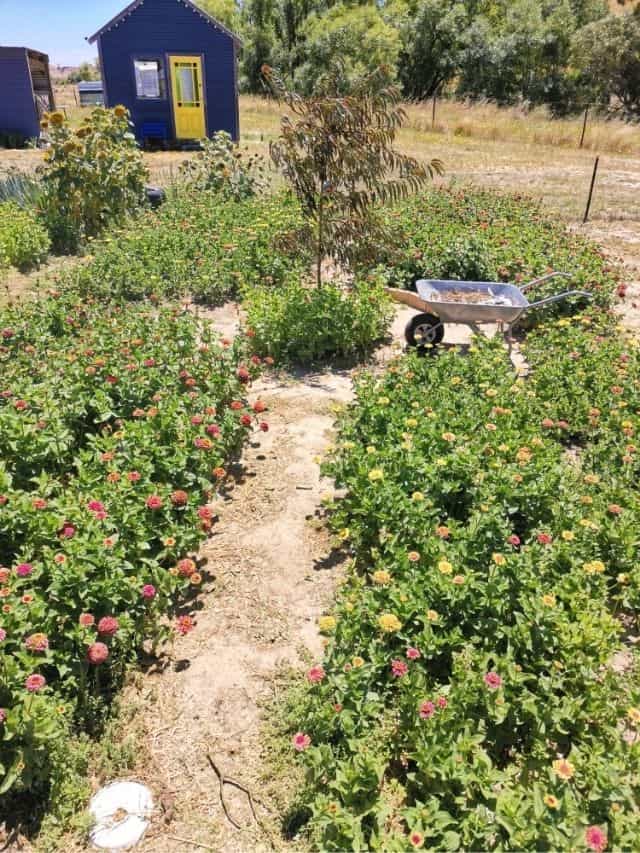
[583, 156, 599, 224]
[579, 105, 589, 148]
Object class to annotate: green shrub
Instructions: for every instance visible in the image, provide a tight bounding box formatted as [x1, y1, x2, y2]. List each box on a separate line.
[68, 190, 308, 305]
[179, 130, 267, 200]
[39, 107, 147, 254]
[0, 202, 50, 270]
[244, 278, 394, 363]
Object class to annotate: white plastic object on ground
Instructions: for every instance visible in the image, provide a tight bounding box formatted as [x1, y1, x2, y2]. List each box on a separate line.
[88, 780, 154, 850]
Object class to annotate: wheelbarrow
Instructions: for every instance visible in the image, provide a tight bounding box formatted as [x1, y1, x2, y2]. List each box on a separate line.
[387, 272, 591, 347]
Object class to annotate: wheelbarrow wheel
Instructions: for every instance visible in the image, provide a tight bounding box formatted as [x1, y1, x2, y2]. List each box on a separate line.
[405, 313, 444, 348]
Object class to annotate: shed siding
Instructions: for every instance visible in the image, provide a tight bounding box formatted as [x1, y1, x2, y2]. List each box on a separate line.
[98, 0, 238, 140]
[0, 48, 39, 138]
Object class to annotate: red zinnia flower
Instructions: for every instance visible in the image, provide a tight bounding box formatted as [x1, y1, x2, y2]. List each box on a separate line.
[15, 562, 33, 577]
[230, 401, 243, 411]
[237, 367, 250, 383]
[240, 414, 252, 427]
[406, 647, 420, 660]
[197, 506, 212, 520]
[146, 495, 163, 510]
[206, 423, 221, 436]
[87, 642, 109, 665]
[127, 471, 141, 482]
[171, 490, 189, 507]
[79, 613, 95, 627]
[58, 522, 76, 539]
[97, 616, 119, 636]
[259, 422, 269, 432]
[32, 498, 47, 510]
[177, 558, 196, 577]
[537, 533, 553, 545]
[212, 467, 226, 480]
[14, 399, 28, 411]
[484, 671, 503, 689]
[253, 401, 266, 413]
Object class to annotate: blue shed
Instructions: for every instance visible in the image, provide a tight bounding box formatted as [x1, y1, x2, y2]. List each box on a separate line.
[0, 47, 55, 143]
[87, 0, 241, 145]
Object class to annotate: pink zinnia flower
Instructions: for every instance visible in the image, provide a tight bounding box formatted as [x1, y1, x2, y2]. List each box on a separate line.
[205, 423, 221, 436]
[0, 708, 6, 723]
[176, 614, 194, 635]
[146, 495, 163, 510]
[127, 471, 141, 482]
[507, 534, 521, 547]
[87, 642, 109, 665]
[484, 671, 503, 690]
[585, 825, 607, 853]
[230, 401, 243, 411]
[87, 500, 105, 513]
[237, 367, 250, 383]
[253, 401, 266, 413]
[406, 647, 420, 660]
[141, 584, 156, 599]
[537, 533, 553, 545]
[97, 616, 119, 636]
[259, 421, 269, 432]
[436, 696, 447, 709]
[0, 628, 6, 642]
[608, 504, 622, 516]
[15, 562, 33, 577]
[292, 732, 311, 751]
[79, 613, 95, 627]
[25, 633, 49, 652]
[197, 506, 212, 520]
[25, 673, 46, 692]
[59, 522, 76, 539]
[307, 665, 325, 683]
[419, 700, 435, 719]
[391, 659, 409, 678]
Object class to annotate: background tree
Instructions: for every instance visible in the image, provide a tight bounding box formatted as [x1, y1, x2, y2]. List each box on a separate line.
[397, 0, 466, 99]
[263, 63, 443, 284]
[571, 14, 640, 119]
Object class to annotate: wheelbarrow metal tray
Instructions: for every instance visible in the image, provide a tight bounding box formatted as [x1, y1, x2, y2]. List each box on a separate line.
[416, 280, 529, 324]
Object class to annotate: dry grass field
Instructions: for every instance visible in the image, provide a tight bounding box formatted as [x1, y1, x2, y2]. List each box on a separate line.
[1, 91, 639, 304]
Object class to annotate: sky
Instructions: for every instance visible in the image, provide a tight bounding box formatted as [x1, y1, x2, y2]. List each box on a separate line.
[0, 0, 129, 65]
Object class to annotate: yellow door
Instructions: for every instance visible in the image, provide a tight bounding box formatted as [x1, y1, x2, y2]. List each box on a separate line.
[169, 55, 206, 139]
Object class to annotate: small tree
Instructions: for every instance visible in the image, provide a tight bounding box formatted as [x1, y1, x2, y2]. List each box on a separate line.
[262, 63, 443, 285]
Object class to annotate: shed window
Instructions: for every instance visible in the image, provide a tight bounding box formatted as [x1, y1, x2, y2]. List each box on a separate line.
[134, 60, 166, 99]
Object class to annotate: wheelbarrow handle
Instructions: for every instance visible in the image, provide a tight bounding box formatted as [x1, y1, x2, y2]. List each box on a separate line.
[520, 271, 572, 293]
[526, 290, 592, 310]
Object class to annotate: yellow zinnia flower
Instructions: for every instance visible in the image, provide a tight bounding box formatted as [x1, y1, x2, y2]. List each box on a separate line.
[438, 559, 453, 575]
[319, 615, 336, 633]
[378, 613, 402, 633]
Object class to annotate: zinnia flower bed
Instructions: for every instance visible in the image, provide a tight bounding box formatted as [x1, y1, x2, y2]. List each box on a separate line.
[67, 189, 308, 305]
[0, 292, 267, 796]
[290, 313, 640, 850]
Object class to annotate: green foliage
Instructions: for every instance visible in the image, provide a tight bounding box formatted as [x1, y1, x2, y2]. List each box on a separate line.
[179, 131, 267, 200]
[371, 187, 617, 311]
[68, 189, 307, 304]
[295, 5, 401, 95]
[64, 62, 101, 84]
[38, 107, 148, 254]
[290, 311, 640, 849]
[0, 202, 50, 271]
[196, 0, 242, 32]
[265, 64, 442, 283]
[0, 291, 266, 797]
[571, 14, 640, 119]
[244, 277, 394, 363]
[0, 173, 42, 209]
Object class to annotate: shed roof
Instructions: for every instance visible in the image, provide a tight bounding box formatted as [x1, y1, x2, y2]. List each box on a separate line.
[87, 0, 241, 46]
[78, 80, 104, 92]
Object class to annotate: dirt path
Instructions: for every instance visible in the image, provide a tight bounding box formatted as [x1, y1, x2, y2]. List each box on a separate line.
[127, 365, 352, 853]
